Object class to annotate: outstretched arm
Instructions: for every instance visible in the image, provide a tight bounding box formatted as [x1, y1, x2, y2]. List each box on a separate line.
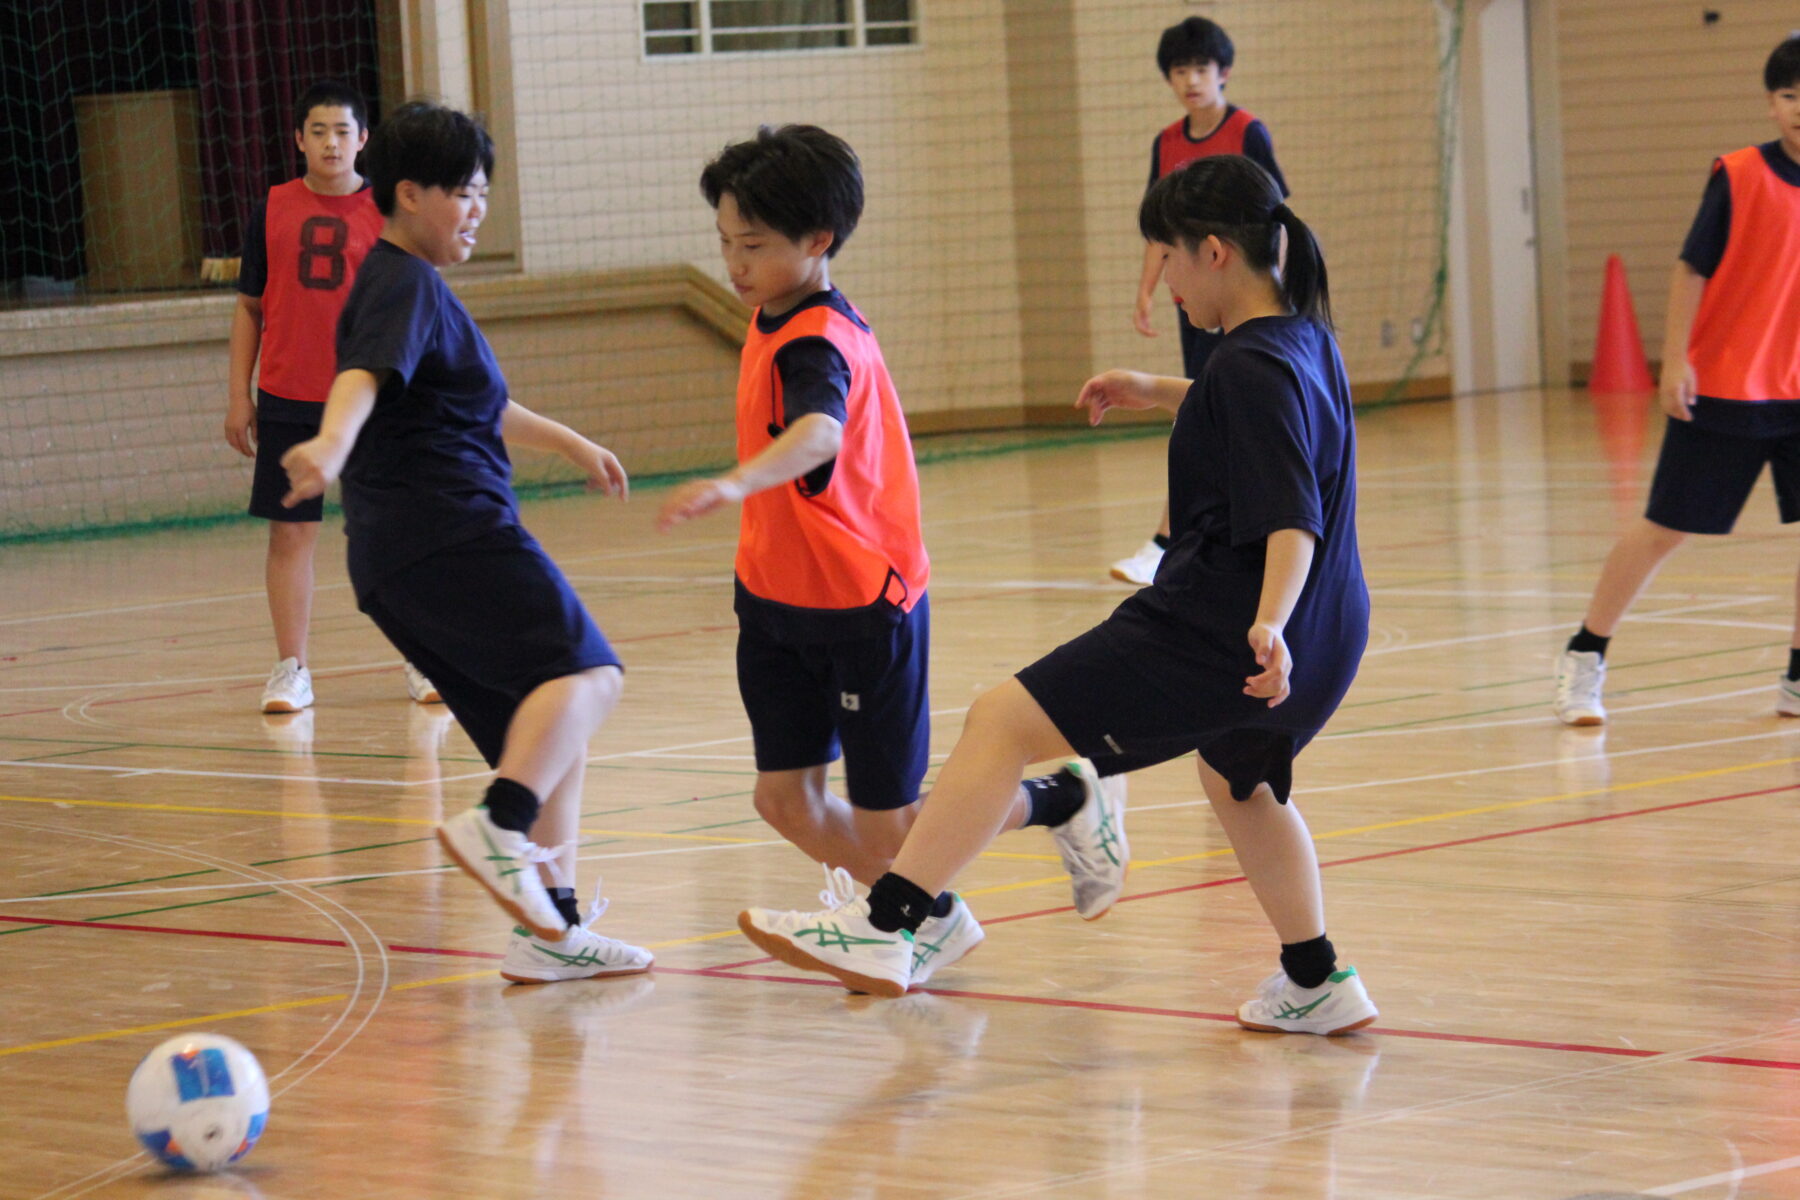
[657, 412, 842, 530]
[280, 369, 382, 507]
[502, 400, 628, 497]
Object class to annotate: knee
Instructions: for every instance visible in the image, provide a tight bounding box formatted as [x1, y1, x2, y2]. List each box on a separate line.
[963, 684, 1016, 737]
[268, 522, 317, 554]
[579, 664, 623, 710]
[1636, 519, 1686, 554]
[753, 775, 816, 828]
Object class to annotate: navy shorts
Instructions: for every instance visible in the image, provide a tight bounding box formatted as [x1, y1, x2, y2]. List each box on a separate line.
[1176, 305, 1224, 382]
[355, 525, 620, 767]
[249, 391, 324, 523]
[1644, 414, 1800, 534]
[736, 593, 930, 811]
[1016, 620, 1317, 805]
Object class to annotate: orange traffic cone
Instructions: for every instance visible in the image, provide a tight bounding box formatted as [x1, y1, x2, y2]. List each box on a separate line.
[1589, 253, 1655, 393]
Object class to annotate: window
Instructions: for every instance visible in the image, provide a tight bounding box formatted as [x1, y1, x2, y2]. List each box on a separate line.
[642, 1, 917, 57]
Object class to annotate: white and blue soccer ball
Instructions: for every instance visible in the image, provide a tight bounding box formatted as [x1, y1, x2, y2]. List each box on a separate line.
[125, 1033, 270, 1172]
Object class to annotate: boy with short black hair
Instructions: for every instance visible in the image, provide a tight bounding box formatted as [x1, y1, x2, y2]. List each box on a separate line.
[282, 101, 651, 984]
[1112, 15, 1290, 587]
[225, 80, 440, 713]
[658, 126, 1126, 988]
[1555, 36, 1800, 726]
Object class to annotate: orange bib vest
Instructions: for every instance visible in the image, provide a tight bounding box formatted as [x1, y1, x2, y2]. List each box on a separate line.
[735, 301, 928, 614]
[1689, 146, 1800, 402]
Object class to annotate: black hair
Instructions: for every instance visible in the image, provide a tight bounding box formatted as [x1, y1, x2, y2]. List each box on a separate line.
[1139, 155, 1332, 329]
[1156, 16, 1234, 76]
[699, 125, 863, 257]
[1765, 35, 1800, 91]
[361, 100, 495, 217]
[293, 80, 369, 132]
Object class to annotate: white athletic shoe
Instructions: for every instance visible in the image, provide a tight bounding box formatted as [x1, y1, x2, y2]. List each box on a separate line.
[737, 865, 914, 998]
[500, 884, 654, 984]
[260, 657, 314, 713]
[1552, 649, 1607, 726]
[1236, 967, 1379, 1036]
[910, 893, 983, 988]
[1050, 759, 1129, 920]
[1109, 539, 1164, 585]
[1778, 675, 1800, 717]
[437, 807, 565, 940]
[403, 661, 443, 704]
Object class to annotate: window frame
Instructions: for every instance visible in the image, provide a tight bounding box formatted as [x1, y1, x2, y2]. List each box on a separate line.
[639, 1, 922, 62]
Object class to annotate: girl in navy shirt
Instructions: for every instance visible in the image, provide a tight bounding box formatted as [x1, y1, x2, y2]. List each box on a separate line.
[739, 156, 1378, 1035]
[282, 103, 652, 986]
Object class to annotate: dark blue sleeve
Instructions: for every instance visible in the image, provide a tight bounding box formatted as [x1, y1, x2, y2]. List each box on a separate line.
[235, 199, 268, 298]
[335, 253, 441, 386]
[773, 337, 850, 426]
[1221, 350, 1323, 546]
[1242, 121, 1289, 198]
[1679, 166, 1731, 277]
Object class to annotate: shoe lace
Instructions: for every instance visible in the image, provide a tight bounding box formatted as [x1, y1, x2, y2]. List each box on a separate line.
[816, 864, 860, 912]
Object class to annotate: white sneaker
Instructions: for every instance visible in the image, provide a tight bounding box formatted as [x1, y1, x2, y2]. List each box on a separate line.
[404, 661, 443, 704]
[1552, 649, 1607, 726]
[1237, 967, 1378, 1036]
[1109, 539, 1164, 585]
[1778, 675, 1800, 717]
[261, 657, 313, 713]
[1050, 759, 1129, 920]
[737, 865, 913, 998]
[910, 893, 983, 987]
[500, 884, 654, 984]
[437, 807, 565, 941]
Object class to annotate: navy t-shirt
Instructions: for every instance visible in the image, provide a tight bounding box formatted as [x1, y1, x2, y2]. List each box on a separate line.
[1099, 315, 1366, 738]
[335, 240, 517, 594]
[1146, 107, 1289, 197]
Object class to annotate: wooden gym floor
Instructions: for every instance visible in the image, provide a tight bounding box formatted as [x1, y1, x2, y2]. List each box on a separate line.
[3, 388, 1798, 1199]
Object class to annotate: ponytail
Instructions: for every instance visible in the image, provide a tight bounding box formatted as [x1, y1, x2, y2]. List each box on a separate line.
[1139, 156, 1333, 330]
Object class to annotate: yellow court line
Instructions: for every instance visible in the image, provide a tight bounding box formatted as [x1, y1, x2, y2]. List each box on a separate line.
[0, 993, 352, 1058]
[7, 753, 1795, 1057]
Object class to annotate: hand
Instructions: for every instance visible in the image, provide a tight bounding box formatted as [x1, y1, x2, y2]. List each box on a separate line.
[1658, 358, 1697, 421]
[657, 477, 746, 531]
[1244, 622, 1292, 708]
[279, 436, 343, 508]
[224, 395, 256, 458]
[1132, 293, 1157, 338]
[569, 439, 629, 499]
[1074, 369, 1157, 426]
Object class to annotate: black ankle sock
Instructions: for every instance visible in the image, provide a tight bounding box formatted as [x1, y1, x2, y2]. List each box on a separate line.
[482, 777, 541, 834]
[1152, 532, 1171, 550]
[1280, 934, 1337, 990]
[931, 891, 955, 919]
[1019, 767, 1086, 828]
[547, 886, 580, 929]
[1787, 649, 1800, 681]
[867, 872, 934, 934]
[1567, 626, 1609, 658]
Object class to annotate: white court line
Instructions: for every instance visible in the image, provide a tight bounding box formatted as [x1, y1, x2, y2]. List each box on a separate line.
[1130, 724, 1800, 813]
[0, 657, 412, 694]
[1647, 1152, 1800, 1196]
[1361, 596, 1765, 659]
[1323, 684, 1770, 740]
[0, 833, 788, 907]
[0, 758, 491, 787]
[1633, 616, 1792, 632]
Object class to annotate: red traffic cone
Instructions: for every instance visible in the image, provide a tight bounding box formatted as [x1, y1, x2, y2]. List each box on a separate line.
[1589, 253, 1655, 393]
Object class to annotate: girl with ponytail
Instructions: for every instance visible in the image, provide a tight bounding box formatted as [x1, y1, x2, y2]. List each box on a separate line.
[737, 155, 1377, 1036]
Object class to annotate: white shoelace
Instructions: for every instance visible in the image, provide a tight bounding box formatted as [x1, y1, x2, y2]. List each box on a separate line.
[816, 864, 859, 911]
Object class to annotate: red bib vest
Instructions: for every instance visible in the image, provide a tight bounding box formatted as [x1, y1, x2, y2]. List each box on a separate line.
[735, 302, 928, 613]
[1155, 107, 1258, 179]
[259, 180, 384, 403]
[1689, 146, 1800, 402]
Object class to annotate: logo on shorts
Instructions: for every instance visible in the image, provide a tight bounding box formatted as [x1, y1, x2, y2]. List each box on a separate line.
[841, 692, 861, 712]
[1103, 734, 1122, 754]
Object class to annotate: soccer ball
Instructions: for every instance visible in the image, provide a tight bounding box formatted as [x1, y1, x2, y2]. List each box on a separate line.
[125, 1033, 270, 1172]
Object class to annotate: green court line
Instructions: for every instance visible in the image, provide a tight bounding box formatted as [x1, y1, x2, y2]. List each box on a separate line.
[10, 744, 135, 763]
[32, 868, 220, 897]
[672, 815, 767, 833]
[1455, 641, 1775, 694]
[1340, 691, 1436, 710]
